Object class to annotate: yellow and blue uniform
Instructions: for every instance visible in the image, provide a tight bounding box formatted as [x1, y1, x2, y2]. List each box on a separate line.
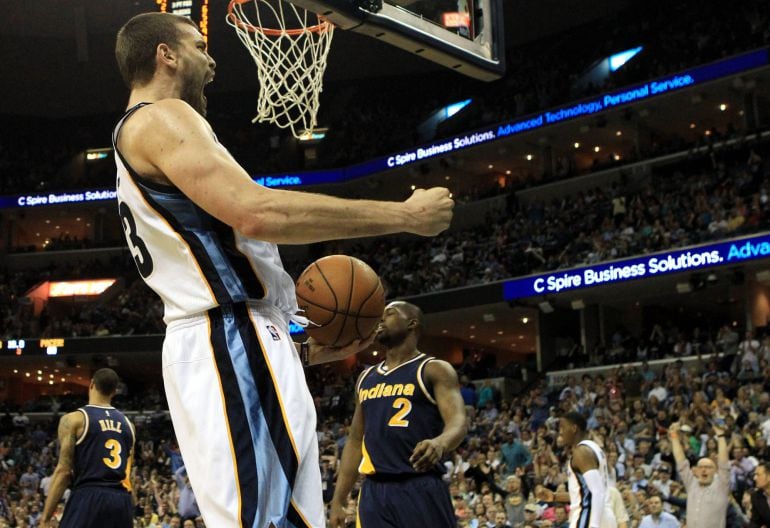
[356, 354, 456, 527]
[59, 405, 135, 528]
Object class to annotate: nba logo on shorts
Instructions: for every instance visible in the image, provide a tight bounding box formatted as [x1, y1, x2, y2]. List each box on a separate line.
[266, 325, 281, 341]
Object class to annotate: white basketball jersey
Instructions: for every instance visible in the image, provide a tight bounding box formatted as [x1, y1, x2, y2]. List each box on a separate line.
[113, 103, 299, 324]
[567, 440, 616, 528]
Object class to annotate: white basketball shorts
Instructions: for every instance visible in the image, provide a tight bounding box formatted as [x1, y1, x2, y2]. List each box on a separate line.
[162, 302, 324, 528]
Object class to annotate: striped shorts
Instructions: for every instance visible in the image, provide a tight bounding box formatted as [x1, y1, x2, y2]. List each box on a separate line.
[163, 302, 323, 528]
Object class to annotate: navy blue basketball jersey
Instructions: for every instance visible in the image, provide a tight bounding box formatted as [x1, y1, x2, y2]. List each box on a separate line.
[72, 405, 135, 491]
[356, 354, 444, 476]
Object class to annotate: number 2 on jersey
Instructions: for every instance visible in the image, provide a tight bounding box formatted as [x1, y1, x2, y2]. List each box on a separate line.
[103, 439, 122, 469]
[388, 397, 412, 427]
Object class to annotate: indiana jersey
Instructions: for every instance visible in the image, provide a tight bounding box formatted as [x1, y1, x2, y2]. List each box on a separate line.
[73, 405, 135, 491]
[113, 103, 299, 324]
[567, 440, 616, 528]
[356, 354, 444, 476]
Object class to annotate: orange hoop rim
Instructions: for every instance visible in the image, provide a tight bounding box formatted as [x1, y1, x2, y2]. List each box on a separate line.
[227, 0, 333, 36]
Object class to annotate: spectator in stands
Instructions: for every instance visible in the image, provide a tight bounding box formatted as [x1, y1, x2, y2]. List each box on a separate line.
[477, 381, 495, 410]
[461, 376, 479, 408]
[173, 466, 200, 521]
[18, 466, 39, 498]
[748, 461, 770, 527]
[669, 421, 730, 527]
[639, 495, 680, 528]
[502, 475, 526, 526]
[499, 433, 531, 477]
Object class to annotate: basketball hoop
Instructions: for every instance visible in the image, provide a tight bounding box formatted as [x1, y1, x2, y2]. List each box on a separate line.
[227, 0, 334, 139]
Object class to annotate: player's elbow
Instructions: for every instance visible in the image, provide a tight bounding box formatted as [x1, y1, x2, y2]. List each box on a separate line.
[52, 465, 72, 482]
[236, 212, 275, 241]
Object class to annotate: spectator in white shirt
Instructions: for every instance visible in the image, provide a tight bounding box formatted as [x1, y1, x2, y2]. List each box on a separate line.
[638, 495, 680, 528]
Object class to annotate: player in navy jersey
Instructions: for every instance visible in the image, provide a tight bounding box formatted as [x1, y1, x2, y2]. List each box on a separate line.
[330, 301, 467, 528]
[40, 369, 135, 528]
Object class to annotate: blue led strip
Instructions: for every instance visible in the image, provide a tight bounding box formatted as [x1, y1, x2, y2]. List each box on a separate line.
[2, 49, 767, 208]
[503, 232, 770, 301]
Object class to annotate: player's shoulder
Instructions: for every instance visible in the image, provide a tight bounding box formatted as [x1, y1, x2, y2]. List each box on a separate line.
[572, 443, 600, 468]
[422, 357, 459, 381]
[62, 408, 86, 424]
[121, 98, 209, 139]
[355, 364, 378, 389]
[58, 409, 86, 434]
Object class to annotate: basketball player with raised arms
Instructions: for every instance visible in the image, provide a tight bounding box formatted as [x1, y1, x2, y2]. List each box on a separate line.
[536, 412, 617, 528]
[330, 301, 467, 528]
[113, 12, 453, 528]
[40, 369, 135, 528]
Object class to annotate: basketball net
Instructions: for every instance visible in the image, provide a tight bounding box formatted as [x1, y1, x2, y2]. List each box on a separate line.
[227, 0, 334, 139]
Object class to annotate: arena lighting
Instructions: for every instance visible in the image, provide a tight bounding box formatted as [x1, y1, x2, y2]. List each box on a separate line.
[442, 12, 471, 29]
[297, 128, 328, 141]
[444, 99, 472, 118]
[85, 148, 110, 161]
[570, 299, 586, 310]
[609, 46, 643, 72]
[48, 279, 116, 297]
[676, 282, 692, 294]
[538, 301, 555, 314]
[756, 270, 770, 284]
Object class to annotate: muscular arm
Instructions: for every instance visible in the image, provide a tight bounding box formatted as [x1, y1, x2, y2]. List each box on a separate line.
[330, 399, 364, 528]
[410, 360, 467, 472]
[41, 412, 84, 524]
[118, 100, 453, 244]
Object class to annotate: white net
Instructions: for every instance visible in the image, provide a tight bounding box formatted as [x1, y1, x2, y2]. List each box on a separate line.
[227, 0, 334, 139]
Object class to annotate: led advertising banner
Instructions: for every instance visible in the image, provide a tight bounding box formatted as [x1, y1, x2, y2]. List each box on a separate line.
[503, 233, 770, 301]
[1, 49, 766, 209]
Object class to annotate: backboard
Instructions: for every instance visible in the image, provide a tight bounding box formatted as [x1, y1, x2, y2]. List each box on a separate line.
[285, 0, 505, 81]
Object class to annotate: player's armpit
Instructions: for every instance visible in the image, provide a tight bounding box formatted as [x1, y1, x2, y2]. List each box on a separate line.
[570, 444, 600, 474]
[424, 360, 467, 453]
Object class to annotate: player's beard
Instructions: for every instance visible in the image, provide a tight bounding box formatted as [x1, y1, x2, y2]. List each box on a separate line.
[180, 73, 208, 117]
[375, 326, 408, 348]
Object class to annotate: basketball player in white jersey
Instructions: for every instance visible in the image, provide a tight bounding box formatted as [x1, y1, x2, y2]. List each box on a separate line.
[113, 12, 453, 528]
[536, 412, 617, 528]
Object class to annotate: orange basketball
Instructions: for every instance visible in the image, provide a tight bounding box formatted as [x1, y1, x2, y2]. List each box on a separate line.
[295, 255, 385, 347]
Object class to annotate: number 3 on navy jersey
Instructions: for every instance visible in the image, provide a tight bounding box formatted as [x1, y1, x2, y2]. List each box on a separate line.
[119, 202, 154, 278]
[388, 397, 412, 427]
[103, 439, 122, 469]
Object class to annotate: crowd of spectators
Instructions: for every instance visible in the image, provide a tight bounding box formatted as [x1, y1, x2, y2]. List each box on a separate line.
[1, 0, 769, 194]
[306, 132, 770, 298]
[0, 132, 768, 340]
[0, 258, 164, 341]
[4, 331, 770, 526]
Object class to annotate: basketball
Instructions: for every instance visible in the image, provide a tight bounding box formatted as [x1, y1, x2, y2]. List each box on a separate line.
[296, 255, 385, 347]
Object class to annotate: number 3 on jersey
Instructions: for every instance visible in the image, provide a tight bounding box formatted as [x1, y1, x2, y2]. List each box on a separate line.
[388, 397, 412, 427]
[103, 439, 122, 469]
[119, 202, 154, 278]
